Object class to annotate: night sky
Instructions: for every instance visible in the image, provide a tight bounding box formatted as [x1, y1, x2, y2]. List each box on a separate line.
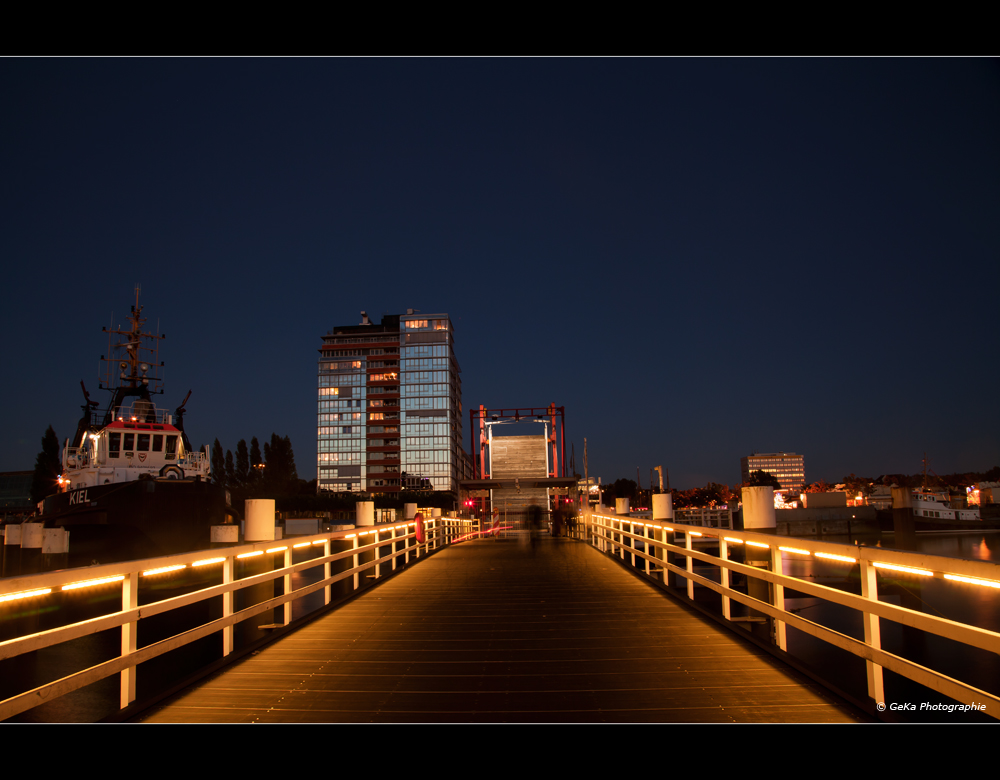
[2, 58, 998, 490]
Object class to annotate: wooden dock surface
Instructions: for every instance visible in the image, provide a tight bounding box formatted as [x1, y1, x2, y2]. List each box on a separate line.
[134, 536, 870, 723]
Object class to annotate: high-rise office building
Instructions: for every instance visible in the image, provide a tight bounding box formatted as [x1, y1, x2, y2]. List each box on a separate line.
[317, 310, 465, 495]
[741, 452, 805, 492]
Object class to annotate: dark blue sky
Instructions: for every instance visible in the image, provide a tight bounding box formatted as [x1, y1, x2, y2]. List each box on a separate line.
[2, 58, 998, 489]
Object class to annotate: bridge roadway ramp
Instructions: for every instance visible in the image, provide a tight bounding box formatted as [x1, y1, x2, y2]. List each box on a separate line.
[134, 536, 869, 723]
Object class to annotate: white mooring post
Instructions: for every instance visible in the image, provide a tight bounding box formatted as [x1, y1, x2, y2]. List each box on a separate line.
[652, 493, 672, 584]
[245, 499, 276, 541]
[742, 486, 777, 642]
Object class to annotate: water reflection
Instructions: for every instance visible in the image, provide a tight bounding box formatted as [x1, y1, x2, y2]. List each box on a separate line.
[781, 531, 1000, 722]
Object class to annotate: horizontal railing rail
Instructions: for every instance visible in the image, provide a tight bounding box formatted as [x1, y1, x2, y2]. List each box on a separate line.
[588, 512, 1000, 720]
[0, 517, 474, 722]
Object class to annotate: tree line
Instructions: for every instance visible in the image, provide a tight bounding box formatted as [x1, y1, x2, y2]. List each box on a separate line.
[210, 434, 302, 501]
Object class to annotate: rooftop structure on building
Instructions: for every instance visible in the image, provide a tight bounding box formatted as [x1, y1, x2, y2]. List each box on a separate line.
[317, 310, 468, 495]
[741, 452, 805, 492]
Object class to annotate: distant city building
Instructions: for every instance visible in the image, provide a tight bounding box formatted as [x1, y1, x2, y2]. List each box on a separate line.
[741, 452, 805, 492]
[0, 471, 33, 518]
[317, 310, 467, 495]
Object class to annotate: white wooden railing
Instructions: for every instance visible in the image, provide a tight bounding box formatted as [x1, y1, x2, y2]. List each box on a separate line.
[589, 512, 1000, 719]
[0, 517, 475, 722]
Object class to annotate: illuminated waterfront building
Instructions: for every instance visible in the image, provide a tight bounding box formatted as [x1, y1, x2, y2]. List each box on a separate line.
[740, 452, 805, 492]
[316, 310, 466, 495]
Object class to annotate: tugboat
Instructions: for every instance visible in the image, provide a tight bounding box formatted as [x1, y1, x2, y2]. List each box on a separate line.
[35, 288, 235, 565]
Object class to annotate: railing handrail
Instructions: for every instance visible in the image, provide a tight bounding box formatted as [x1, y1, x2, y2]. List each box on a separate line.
[588, 512, 1000, 720]
[0, 517, 475, 721]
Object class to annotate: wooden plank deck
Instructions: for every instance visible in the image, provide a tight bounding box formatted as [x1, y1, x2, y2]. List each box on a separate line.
[134, 536, 871, 723]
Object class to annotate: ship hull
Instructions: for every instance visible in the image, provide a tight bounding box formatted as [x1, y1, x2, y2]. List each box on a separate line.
[41, 478, 234, 565]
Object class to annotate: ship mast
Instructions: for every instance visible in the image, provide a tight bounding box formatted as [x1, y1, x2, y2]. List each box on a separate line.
[98, 285, 165, 424]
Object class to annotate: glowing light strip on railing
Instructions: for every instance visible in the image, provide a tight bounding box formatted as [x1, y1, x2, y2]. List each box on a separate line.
[237, 551, 263, 559]
[293, 542, 312, 548]
[142, 565, 186, 576]
[944, 574, 1000, 589]
[62, 575, 125, 591]
[0, 588, 52, 603]
[779, 546, 811, 555]
[815, 552, 856, 563]
[266, 546, 288, 554]
[874, 562, 933, 577]
[192, 557, 225, 567]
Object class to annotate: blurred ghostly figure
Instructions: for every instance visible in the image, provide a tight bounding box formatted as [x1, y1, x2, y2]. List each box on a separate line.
[551, 498, 564, 537]
[527, 500, 543, 555]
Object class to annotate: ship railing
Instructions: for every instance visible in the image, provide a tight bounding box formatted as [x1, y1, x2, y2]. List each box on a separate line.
[108, 401, 171, 425]
[0, 516, 476, 722]
[588, 512, 1000, 720]
[178, 450, 208, 468]
[63, 446, 92, 470]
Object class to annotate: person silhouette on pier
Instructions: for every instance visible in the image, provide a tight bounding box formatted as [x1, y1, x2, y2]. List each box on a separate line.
[527, 500, 543, 555]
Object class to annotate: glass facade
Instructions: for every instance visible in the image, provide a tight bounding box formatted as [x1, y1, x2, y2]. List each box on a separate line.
[317, 312, 464, 494]
[741, 452, 805, 492]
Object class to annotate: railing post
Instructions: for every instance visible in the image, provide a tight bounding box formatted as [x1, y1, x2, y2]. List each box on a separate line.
[391, 526, 397, 571]
[644, 524, 650, 575]
[353, 536, 359, 591]
[120, 571, 137, 709]
[720, 538, 731, 620]
[283, 547, 293, 625]
[629, 520, 636, 568]
[374, 528, 381, 580]
[685, 532, 694, 600]
[861, 557, 885, 705]
[323, 539, 331, 606]
[770, 546, 786, 651]
[223, 555, 234, 655]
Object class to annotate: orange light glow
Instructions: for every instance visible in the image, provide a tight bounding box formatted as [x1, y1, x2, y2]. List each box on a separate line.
[142, 565, 186, 576]
[62, 575, 125, 591]
[816, 552, 856, 563]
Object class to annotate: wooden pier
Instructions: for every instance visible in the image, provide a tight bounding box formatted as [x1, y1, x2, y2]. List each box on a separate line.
[134, 536, 869, 723]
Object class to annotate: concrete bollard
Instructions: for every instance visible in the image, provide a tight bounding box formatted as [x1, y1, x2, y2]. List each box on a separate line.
[355, 501, 375, 527]
[741, 486, 777, 642]
[245, 499, 276, 541]
[652, 493, 673, 585]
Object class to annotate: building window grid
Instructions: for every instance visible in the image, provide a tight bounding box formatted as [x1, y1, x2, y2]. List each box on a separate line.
[318, 314, 461, 494]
